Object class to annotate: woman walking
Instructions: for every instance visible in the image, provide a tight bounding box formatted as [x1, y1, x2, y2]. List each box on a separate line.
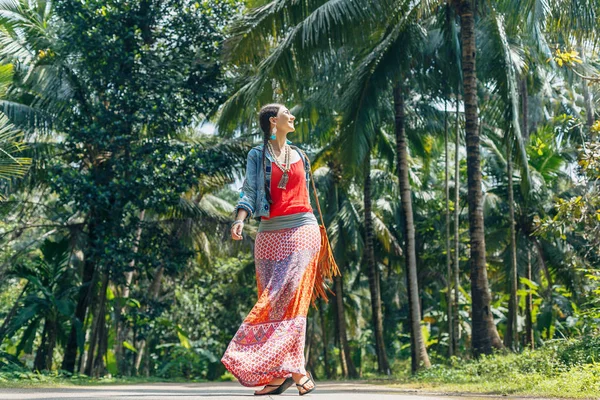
[221, 103, 321, 396]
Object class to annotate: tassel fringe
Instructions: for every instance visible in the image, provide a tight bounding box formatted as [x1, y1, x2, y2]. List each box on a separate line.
[277, 171, 289, 189]
[310, 225, 341, 308]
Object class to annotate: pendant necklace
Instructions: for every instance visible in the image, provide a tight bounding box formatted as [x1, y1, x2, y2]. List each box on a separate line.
[267, 141, 290, 189]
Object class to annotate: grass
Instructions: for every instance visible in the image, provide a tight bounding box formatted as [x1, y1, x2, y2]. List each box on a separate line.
[0, 371, 206, 389]
[380, 338, 600, 399]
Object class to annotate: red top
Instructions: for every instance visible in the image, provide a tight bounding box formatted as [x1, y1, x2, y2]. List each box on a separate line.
[262, 157, 313, 219]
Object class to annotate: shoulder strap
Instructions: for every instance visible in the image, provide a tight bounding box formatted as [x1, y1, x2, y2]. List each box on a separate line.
[294, 147, 326, 227]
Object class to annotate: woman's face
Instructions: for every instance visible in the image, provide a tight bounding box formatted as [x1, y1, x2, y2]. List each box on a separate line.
[271, 106, 295, 134]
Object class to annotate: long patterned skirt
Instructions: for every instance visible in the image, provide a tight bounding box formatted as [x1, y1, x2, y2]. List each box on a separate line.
[221, 224, 321, 387]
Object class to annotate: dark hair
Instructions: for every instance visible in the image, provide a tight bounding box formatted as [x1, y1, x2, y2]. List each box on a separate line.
[258, 103, 284, 204]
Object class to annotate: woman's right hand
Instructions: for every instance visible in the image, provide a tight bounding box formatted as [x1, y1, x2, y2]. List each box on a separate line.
[231, 209, 248, 240]
[231, 220, 244, 240]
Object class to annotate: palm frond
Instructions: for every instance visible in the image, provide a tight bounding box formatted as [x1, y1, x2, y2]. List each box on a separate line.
[218, 0, 396, 134]
[480, 11, 532, 196]
[338, 0, 425, 173]
[0, 111, 30, 184]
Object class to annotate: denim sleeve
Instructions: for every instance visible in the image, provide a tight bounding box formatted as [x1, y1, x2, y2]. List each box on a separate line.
[235, 149, 258, 220]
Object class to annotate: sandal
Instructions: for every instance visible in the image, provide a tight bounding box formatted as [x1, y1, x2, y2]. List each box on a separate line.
[296, 371, 316, 396]
[254, 377, 294, 396]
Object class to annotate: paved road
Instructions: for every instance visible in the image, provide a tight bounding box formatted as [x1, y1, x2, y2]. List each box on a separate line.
[0, 381, 551, 400]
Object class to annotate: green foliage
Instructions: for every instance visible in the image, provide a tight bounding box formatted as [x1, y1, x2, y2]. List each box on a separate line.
[557, 336, 600, 366]
[396, 338, 600, 397]
[153, 255, 256, 380]
[0, 238, 76, 370]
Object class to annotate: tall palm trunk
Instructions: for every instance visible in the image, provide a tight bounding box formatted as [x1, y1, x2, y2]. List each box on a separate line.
[363, 153, 391, 374]
[453, 91, 461, 353]
[318, 298, 331, 378]
[305, 313, 315, 373]
[334, 274, 357, 377]
[504, 139, 519, 351]
[332, 179, 358, 378]
[444, 100, 453, 357]
[520, 78, 529, 141]
[456, 0, 503, 356]
[393, 83, 430, 371]
[520, 76, 533, 351]
[525, 249, 534, 349]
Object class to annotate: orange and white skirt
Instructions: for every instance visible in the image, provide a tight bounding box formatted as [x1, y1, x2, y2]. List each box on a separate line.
[221, 224, 321, 387]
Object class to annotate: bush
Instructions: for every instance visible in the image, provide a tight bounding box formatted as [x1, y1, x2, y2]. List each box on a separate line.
[556, 336, 600, 366]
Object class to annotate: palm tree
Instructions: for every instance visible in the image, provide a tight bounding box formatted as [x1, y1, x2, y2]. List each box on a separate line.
[393, 83, 431, 370]
[362, 152, 391, 373]
[452, 0, 504, 355]
[420, 3, 463, 355]
[0, 54, 31, 193]
[0, 111, 31, 191]
[478, 7, 530, 352]
[1, 238, 75, 371]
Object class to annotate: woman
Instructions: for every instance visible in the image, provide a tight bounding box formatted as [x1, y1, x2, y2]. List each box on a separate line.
[221, 103, 319, 396]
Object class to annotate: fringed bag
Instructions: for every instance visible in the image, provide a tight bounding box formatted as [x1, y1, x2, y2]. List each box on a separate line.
[297, 148, 341, 306]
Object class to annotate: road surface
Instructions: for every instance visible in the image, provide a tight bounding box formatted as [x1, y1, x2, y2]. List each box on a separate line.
[0, 381, 555, 399]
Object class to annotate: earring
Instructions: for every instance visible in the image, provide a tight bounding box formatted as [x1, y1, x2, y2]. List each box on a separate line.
[270, 126, 276, 140]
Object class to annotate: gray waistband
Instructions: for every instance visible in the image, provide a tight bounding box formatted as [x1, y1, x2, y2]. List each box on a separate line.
[258, 212, 319, 232]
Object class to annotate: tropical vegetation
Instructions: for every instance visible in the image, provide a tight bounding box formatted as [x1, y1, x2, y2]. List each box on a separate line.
[0, 0, 599, 397]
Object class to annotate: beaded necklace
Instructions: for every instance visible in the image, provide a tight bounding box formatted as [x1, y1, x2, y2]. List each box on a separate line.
[267, 141, 291, 189]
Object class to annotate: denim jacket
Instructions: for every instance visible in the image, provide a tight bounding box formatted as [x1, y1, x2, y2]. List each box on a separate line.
[235, 144, 311, 221]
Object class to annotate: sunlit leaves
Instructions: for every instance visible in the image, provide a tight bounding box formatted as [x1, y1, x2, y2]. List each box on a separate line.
[548, 48, 583, 67]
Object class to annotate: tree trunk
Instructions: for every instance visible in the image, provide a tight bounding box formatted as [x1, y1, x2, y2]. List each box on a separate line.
[393, 82, 431, 371]
[305, 314, 314, 374]
[363, 154, 391, 375]
[520, 75, 531, 351]
[62, 214, 98, 372]
[115, 209, 146, 374]
[134, 266, 164, 374]
[444, 100, 454, 357]
[520, 78, 529, 141]
[85, 269, 110, 377]
[93, 288, 109, 378]
[582, 80, 594, 129]
[318, 298, 331, 378]
[456, 0, 504, 356]
[504, 138, 519, 351]
[525, 249, 534, 350]
[78, 323, 92, 374]
[331, 175, 358, 378]
[333, 274, 358, 378]
[33, 318, 56, 371]
[453, 91, 461, 353]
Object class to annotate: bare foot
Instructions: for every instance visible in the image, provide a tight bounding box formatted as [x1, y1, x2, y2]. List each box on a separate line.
[254, 377, 286, 395]
[292, 372, 315, 395]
